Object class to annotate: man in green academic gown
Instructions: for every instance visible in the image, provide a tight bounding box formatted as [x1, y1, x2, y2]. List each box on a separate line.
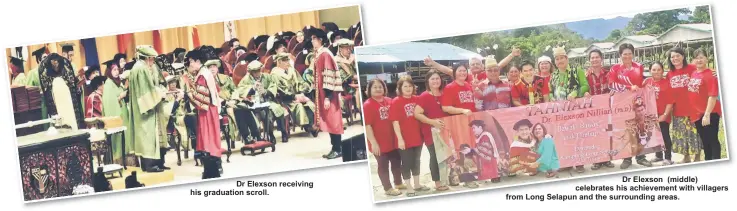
[27, 47, 49, 127]
[236, 60, 286, 142]
[271, 52, 317, 137]
[129, 45, 169, 173]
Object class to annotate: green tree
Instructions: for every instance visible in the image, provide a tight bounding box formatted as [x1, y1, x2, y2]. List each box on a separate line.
[625, 8, 691, 35]
[605, 29, 622, 41]
[690, 6, 711, 24]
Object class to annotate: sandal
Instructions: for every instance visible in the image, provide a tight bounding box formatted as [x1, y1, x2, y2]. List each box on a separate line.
[414, 185, 431, 192]
[546, 172, 557, 178]
[384, 189, 402, 196]
[575, 166, 586, 173]
[464, 182, 479, 188]
[395, 184, 407, 190]
[406, 192, 417, 197]
[435, 185, 450, 191]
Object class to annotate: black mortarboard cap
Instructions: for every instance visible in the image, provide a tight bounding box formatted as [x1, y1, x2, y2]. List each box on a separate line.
[89, 76, 107, 91]
[61, 43, 75, 52]
[268, 39, 288, 56]
[124, 60, 137, 70]
[32, 47, 48, 59]
[103, 59, 115, 69]
[9, 56, 25, 69]
[113, 53, 127, 62]
[85, 65, 101, 79]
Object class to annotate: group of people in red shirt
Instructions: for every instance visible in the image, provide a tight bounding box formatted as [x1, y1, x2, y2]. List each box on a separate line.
[363, 42, 722, 197]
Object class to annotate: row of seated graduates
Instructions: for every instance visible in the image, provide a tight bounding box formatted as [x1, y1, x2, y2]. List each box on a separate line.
[143, 22, 364, 166]
[223, 21, 363, 85]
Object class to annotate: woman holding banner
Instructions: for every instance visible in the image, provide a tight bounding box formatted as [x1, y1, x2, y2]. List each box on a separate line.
[608, 43, 652, 169]
[413, 71, 451, 191]
[689, 48, 722, 161]
[391, 76, 430, 197]
[667, 47, 702, 164]
[643, 62, 675, 165]
[364, 78, 405, 197]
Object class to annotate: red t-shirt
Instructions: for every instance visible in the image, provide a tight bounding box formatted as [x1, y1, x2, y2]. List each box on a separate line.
[390, 96, 423, 148]
[364, 97, 397, 153]
[643, 78, 674, 123]
[667, 64, 696, 117]
[608, 62, 644, 93]
[510, 76, 549, 105]
[441, 81, 477, 112]
[465, 72, 488, 83]
[587, 68, 610, 95]
[417, 91, 448, 145]
[687, 69, 722, 122]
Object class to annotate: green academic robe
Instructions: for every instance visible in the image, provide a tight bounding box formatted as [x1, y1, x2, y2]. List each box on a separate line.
[216, 73, 238, 142]
[129, 62, 169, 160]
[25, 68, 48, 127]
[102, 79, 133, 163]
[272, 67, 315, 126]
[236, 73, 286, 118]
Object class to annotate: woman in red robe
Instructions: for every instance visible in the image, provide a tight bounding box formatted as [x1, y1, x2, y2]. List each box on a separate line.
[307, 28, 345, 159]
[186, 50, 222, 160]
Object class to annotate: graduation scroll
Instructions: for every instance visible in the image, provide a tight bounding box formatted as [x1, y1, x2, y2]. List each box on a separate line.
[433, 87, 665, 179]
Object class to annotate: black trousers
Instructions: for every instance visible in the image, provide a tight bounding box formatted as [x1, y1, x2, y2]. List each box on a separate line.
[184, 114, 198, 150]
[254, 109, 286, 141]
[330, 133, 342, 152]
[426, 144, 441, 182]
[234, 108, 261, 141]
[399, 146, 423, 180]
[655, 122, 673, 160]
[695, 113, 721, 161]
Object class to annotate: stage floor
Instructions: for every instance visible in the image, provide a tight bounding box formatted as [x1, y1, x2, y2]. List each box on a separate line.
[104, 123, 365, 191]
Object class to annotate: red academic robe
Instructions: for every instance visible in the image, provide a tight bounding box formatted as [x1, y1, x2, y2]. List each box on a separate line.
[85, 92, 103, 119]
[192, 75, 222, 157]
[314, 47, 344, 134]
[476, 132, 499, 180]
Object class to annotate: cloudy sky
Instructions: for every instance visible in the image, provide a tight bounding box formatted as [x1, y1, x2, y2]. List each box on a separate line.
[600, 6, 697, 19]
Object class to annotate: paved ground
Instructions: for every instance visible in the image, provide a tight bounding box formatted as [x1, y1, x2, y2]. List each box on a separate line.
[369, 147, 690, 202]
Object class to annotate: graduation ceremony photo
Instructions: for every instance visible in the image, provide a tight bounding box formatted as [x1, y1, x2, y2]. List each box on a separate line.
[5, 4, 366, 202]
[354, 5, 728, 203]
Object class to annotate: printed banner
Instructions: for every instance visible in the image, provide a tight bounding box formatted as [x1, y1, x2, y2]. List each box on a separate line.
[433, 87, 665, 181]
